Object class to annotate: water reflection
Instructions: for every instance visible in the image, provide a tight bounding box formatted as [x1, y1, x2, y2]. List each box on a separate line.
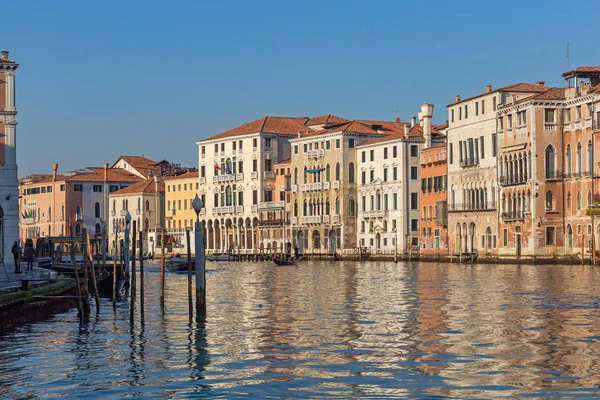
[2, 262, 600, 398]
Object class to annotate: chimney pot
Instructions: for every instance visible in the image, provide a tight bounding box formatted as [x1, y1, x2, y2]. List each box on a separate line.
[411, 116, 416, 128]
[536, 80, 545, 86]
[486, 85, 492, 93]
[52, 163, 58, 182]
[403, 125, 409, 138]
[103, 163, 109, 181]
[1, 51, 8, 60]
[455, 95, 460, 102]
[420, 103, 434, 148]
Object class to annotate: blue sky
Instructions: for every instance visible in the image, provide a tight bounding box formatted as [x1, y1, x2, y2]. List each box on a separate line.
[4, 0, 600, 176]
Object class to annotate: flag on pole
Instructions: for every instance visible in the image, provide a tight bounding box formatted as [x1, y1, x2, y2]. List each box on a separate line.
[214, 161, 221, 171]
[225, 163, 232, 174]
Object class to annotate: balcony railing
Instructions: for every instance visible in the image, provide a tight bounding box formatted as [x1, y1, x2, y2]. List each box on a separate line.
[212, 206, 234, 214]
[236, 206, 244, 213]
[251, 171, 258, 179]
[501, 211, 525, 221]
[291, 184, 298, 193]
[322, 215, 330, 224]
[264, 171, 275, 180]
[498, 176, 527, 186]
[333, 215, 340, 224]
[258, 201, 285, 210]
[585, 117, 593, 129]
[574, 120, 582, 130]
[563, 121, 571, 131]
[363, 210, 386, 218]
[199, 177, 206, 184]
[251, 205, 258, 212]
[258, 218, 284, 227]
[213, 173, 243, 183]
[517, 125, 527, 135]
[545, 171, 561, 181]
[333, 180, 340, 190]
[323, 181, 330, 190]
[23, 217, 35, 225]
[459, 158, 479, 168]
[291, 216, 298, 225]
[75, 213, 83, 221]
[304, 215, 322, 224]
[544, 122, 557, 132]
[448, 202, 497, 212]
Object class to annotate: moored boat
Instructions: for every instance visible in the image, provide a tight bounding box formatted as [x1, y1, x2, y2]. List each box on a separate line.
[274, 258, 296, 266]
[166, 257, 195, 272]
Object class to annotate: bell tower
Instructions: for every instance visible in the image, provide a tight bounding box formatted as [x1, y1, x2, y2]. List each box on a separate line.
[0, 50, 19, 263]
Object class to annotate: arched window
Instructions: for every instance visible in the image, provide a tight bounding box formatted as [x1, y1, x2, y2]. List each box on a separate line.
[226, 186, 232, 206]
[588, 190, 592, 206]
[76, 205, 81, 217]
[95, 202, 101, 218]
[567, 191, 572, 211]
[146, 200, 150, 211]
[325, 164, 330, 182]
[376, 190, 381, 210]
[294, 201, 298, 217]
[304, 167, 308, 183]
[348, 197, 355, 217]
[112, 199, 116, 214]
[95, 223, 101, 235]
[335, 197, 340, 215]
[566, 144, 572, 175]
[577, 191, 582, 210]
[326, 199, 330, 215]
[303, 201, 307, 216]
[48, 206, 51, 222]
[137, 198, 141, 210]
[125, 199, 129, 211]
[348, 163, 355, 184]
[75, 223, 81, 235]
[545, 191, 554, 211]
[576, 142, 582, 174]
[486, 227, 492, 250]
[335, 163, 340, 181]
[545, 145, 555, 178]
[294, 168, 298, 185]
[588, 140, 593, 174]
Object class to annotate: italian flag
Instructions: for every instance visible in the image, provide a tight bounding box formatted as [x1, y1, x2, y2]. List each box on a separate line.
[214, 161, 221, 171]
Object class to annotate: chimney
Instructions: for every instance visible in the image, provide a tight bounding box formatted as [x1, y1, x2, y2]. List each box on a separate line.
[404, 124, 409, 139]
[421, 103, 434, 148]
[154, 176, 160, 192]
[411, 116, 416, 128]
[52, 163, 58, 182]
[455, 94, 460, 102]
[536, 80, 545, 86]
[417, 111, 423, 126]
[103, 163, 109, 181]
[1, 51, 8, 60]
[486, 85, 492, 93]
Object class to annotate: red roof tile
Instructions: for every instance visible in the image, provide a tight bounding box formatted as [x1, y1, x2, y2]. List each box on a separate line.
[164, 171, 199, 181]
[109, 178, 165, 195]
[562, 66, 600, 77]
[447, 82, 547, 106]
[306, 115, 348, 126]
[113, 156, 161, 178]
[67, 168, 141, 183]
[199, 116, 311, 142]
[19, 174, 66, 185]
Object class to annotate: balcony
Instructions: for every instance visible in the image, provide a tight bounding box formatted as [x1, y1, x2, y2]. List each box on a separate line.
[213, 173, 243, 184]
[585, 117, 593, 129]
[498, 176, 527, 186]
[333, 215, 340, 224]
[323, 181, 330, 190]
[304, 215, 322, 224]
[251, 204, 258, 212]
[363, 210, 386, 218]
[258, 218, 285, 227]
[23, 217, 35, 225]
[291, 184, 298, 193]
[545, 171, 561, 181]
[448, 202, 497, 212]
[574, 120, 582, 130]
[459, 158, 479, 168]
[251, 171, 258, 179]
[258, 201, 285, 210]
[322, 215, 330, 224]
[199, 177, 206, 184]
[517, 125, 527, 135]
[544, 122, 557, 132]
[110, 210, 116, 216]
[333, 180, 340, 190]
[501, 211, 525, 221]
[212, 206, 235, 214]
[563, 121, 571, 131]
[264, 171, 275, 180]
[75, 213, 83, 221]
[236, 205, 244, 213]
[292, 216, 298, 225]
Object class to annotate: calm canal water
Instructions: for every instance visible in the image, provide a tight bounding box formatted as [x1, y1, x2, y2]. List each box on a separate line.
[2, 261, 600, 398]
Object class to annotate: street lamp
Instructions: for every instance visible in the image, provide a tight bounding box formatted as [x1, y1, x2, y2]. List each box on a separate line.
[125, 212, 132, 284]
[393, 228, 398, 263]
[192, 195, 206, 314]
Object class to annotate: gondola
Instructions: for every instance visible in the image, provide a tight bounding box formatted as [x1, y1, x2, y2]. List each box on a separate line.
[166, 257, 195, 272]
[274, 258, 296, 266]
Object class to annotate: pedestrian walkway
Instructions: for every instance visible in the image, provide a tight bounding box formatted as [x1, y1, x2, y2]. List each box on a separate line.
[0, 267, 59, 292]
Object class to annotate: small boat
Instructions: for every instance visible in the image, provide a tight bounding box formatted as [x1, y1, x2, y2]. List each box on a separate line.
[206, 254, 235, 262]
[166, 257, 195, 272]
[274, 258, 296, 266]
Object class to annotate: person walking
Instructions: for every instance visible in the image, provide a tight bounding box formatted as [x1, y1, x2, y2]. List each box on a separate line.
[24, 243, 35, 272]
[12, 241, 21, 274]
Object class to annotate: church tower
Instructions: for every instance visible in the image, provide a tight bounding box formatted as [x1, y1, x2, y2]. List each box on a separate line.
[0, 50, 19, 263]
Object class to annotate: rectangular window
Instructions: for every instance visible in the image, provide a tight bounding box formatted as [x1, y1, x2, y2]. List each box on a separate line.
[507, 114, 513, 129]
[545, 109, 555, 123]
[47, 186, 52, 193]
[384, 148, 388, 159]
[370, 170, 374, 183]
[421, 178, 426, 193]
[253, 138, 257, 148]
[481, 99, 485, 114]
[336, 139, 340, 149]
[362, 196, 366, 212]
[303, 143, 308, 153]
[465, 105, 468, 119]
[361, 221, 365, 233]
[410, 166, 418, 180]
[232, 141, 236, 150]
[492, 134, 497, 157]
[60, 184, 65, 192]
[459, 107, 462, 120]
[411, 192, 418, 210]
[201, 145, 205, 155]
[393, 167, 397, 181]
[383, 169, 388, 182]
[326, 141, 330, 150]
[427, 177, 432, 192]
[93, 185, 102, 192]
[214, 144, 218, 153]
[474, 138, 479, 161]
[294, 145, 298, 154]
[370, 150, 374, 161]
[253, 159, 257, 172]
[393, 193, 398, 210]
[545, 226, 555, 245]
[265, 159, 272, 172]
[458, 140, 463, 161]
[221, 143, 225, 152]
[201, 166, 206, 178]
[252, 190, 258, 205]
[576, 106, 582, 120]
[362, 151, 366, 163]
[480, 136, 485, 159]
[503, 229, 508, 246]
[411, 219, 419, 232]
[239, 140, 243, 150]
[384, 194, 388, 210]
[392, 146, 397, 158]
[410, 145, 418, 157]
[74, 184, 83, 192]
[493, 96, 497, 111]
[109, 185, 118, 192]
[361, 171, 366, 184]
[349, 139, 355, 148]
[214, 193, 219, 207]
[475, 102, 479, 116]
[451, 109, 454, 123]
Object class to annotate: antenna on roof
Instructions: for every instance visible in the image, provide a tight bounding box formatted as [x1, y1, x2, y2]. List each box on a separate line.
[566, 42, 570, 71]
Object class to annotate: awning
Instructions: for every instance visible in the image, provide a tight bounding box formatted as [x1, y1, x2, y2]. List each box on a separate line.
[307, 168, 324, 174]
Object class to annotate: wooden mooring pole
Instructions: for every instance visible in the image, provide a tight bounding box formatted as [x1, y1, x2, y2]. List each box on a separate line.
[113, 232, 118, 305]
[85, 232, 100, 314]
[160, 229, 165, 308]
[139, 230, 145, 319]
[70, 229, 84, 318]
[130, 221, 137, 323]
[186, 229, 193, 318]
